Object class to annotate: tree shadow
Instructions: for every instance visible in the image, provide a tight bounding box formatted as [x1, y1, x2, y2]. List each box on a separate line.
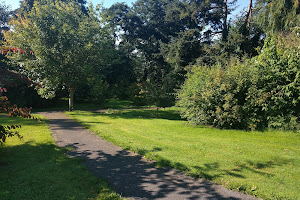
[0, 142, 119, 200]
[48, 118, 108, 131]
[65, 142, 255, 200]
[0, 116, 45, 127]
[41, 112, 259, 199]
[189, 157, 291, 182]
[94, 109, 184, 121]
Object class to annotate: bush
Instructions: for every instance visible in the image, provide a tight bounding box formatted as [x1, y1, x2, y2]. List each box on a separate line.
[177, 60, 253, 129]
[246, 32, 300, 130]
[177, 32, 300, 131]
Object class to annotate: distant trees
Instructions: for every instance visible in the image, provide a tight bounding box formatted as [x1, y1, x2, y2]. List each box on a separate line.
[4, 0, 116, 111]
[104, 0, 234, 107]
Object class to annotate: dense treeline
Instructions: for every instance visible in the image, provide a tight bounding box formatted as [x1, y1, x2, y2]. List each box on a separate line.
[1, 0, 299, 130]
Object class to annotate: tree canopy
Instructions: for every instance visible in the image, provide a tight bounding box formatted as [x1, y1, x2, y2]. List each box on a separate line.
[4, 0, 115, 111]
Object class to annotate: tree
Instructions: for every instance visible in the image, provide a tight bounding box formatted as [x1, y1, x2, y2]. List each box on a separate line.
[255, 0, 300, 33]
[176, 30, 300, 131]
[3, 0, 115, 111]
[104, 0, 229, 106]
[18, 0, 88, 14]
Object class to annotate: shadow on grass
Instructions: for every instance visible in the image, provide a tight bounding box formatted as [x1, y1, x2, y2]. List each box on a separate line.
[39, 111, 262, 199]
[32, 99, 150, 112]
[65, 143, 245, 200]
[0, 142, 120, 200]
[89, 109, 184, 121]
[48, 117, 108, 132]
[144, 153, 291, 186]
[1, 116, 45, 127]
[193, 158, 290, 180]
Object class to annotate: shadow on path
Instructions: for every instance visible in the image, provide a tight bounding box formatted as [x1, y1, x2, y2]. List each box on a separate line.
[41, 111, 259, 200]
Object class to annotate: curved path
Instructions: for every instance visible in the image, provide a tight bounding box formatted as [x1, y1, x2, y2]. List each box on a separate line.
[41, 111, 259, 200]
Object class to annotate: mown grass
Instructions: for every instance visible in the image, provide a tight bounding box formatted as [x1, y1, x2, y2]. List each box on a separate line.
[32, 98, 154, 112]
[0, 115, 122, 200]
[67, 109, 300, 200]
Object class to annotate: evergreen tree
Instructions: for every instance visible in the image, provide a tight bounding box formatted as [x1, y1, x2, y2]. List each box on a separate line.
[255, 0, 300, 33]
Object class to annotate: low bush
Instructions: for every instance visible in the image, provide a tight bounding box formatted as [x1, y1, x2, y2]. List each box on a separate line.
[177, 32, 300, 130]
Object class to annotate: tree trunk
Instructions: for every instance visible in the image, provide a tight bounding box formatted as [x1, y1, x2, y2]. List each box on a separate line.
[245, 0, 253, 29]
[68, 86, 75, 112]
[222, 0, 228, 42]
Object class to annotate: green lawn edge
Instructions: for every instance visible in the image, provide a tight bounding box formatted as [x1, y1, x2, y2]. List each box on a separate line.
[0, 114, 123, 200]
[66, 109, 300, 200]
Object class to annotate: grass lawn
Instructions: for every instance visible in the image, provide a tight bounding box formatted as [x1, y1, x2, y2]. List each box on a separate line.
[32, 98, 154, 112]
[0, 115, 122, 200]
[67, 109, 300, 200]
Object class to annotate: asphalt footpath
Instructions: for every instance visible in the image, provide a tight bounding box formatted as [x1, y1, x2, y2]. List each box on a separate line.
[40, 111, 259, 200]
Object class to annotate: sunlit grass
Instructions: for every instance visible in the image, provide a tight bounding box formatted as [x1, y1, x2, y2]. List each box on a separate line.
[0, 115, 122, 200]
[67, 109, 300, 200]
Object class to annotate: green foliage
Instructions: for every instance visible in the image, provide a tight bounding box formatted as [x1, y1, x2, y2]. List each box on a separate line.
[127, 81, 175, 107]
[104, 0, 226, 105]
[127, 83, 150, 106]
[88, 79, 110, 105]
[224, 18, 265, 58]
[3, 0, 115, 110]
[18, 0, 88, 15]
[177, 32, 300, 130]
[177, 59, 253, 129]
[246, 31, 300, 130]
[255, 0, 300, 33]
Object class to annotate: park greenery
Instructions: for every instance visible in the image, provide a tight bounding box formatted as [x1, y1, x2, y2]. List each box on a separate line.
[0, 0, 299, 199]
[1, 0, 299, 130]
[177, 32, 300, 130]
[0, 114, 122, 200]
[67, 109, 300, 200]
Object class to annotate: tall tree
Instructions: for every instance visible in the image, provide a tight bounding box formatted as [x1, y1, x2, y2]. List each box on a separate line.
[255, 0, 300, 33]
[105, 0, 226, 106]
[245, 0, 253, 29]
[3, 0, 115, 111]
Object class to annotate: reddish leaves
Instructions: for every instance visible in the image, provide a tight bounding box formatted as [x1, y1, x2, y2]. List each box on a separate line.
[0, 47, 33, 55]
[0, 87, 40, 144]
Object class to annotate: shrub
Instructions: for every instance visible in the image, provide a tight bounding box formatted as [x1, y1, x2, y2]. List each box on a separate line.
[177, 60, 253, 129]
[246, 32, 300, 130]
[177, 32, 299, 131]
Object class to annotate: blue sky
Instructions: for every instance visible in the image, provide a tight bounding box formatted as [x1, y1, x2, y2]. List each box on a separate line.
[2, 0, 251, 18]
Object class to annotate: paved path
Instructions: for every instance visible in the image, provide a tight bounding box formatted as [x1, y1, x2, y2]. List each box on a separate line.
[40, 111, 259, 200]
